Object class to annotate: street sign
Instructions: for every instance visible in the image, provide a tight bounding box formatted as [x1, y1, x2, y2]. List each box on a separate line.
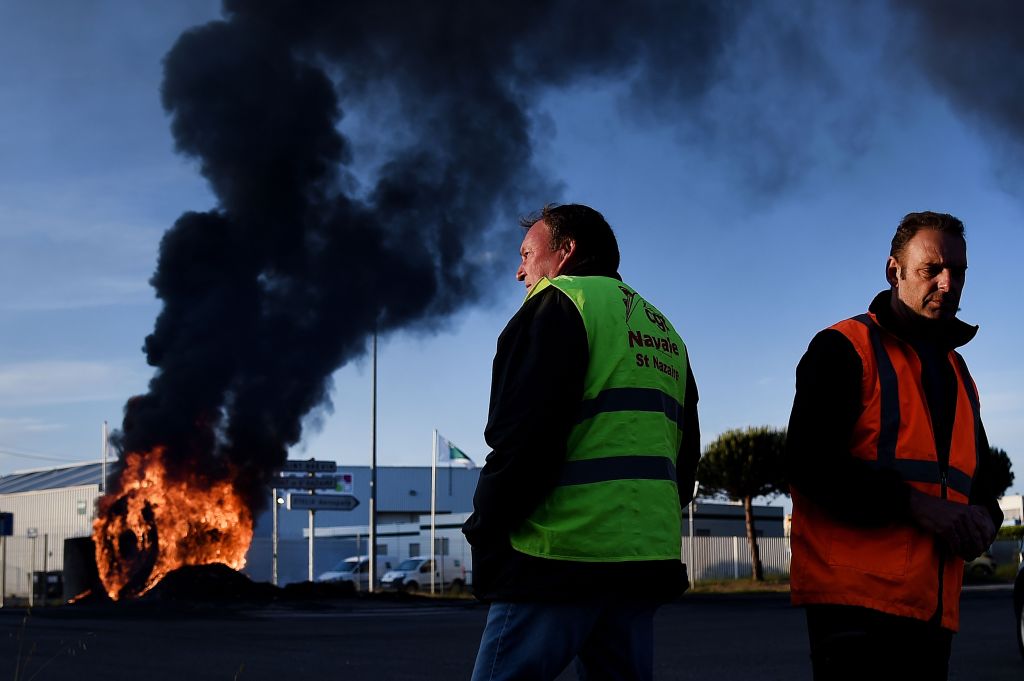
[270, 475, 339, 490]
[279, 459, 337, 474]
[287, 493, 359, 511]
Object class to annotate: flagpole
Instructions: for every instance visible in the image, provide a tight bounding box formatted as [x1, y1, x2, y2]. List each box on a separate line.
[100, 420, 108, 493]
[430, 428, 437, 595]
[369, 330, 378, 593]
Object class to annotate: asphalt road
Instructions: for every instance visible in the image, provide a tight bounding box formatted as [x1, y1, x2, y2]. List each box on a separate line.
[1, 588, 1018, 680]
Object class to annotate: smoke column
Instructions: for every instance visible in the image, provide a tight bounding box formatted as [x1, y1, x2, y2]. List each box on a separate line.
[895, 0, 1024, 180]
[109, 1, 743, 508]
[112, 0, 1024, 512]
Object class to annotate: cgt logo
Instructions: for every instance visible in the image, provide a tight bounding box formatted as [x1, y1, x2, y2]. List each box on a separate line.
[620, 286, 640, 324]
[644, 305, 667, 332]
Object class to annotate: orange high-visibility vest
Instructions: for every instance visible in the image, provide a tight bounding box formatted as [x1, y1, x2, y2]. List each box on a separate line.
[790, 312, 981, 631]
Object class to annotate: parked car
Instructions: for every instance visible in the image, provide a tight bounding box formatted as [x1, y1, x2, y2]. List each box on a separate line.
[1014, 540, 1024, 659]
[964, 549, 997, 578]
[317, 554, 397, 591]
[380, 556, 468, 594]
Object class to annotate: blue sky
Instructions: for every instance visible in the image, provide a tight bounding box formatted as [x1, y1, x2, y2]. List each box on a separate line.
[0, 1, 1021, 502]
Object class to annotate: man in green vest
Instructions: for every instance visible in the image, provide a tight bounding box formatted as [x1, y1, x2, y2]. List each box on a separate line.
[464, 203, 700, 680]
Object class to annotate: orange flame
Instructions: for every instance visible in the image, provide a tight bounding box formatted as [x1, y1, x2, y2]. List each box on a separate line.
[91, 447, 253, 600]
[67, 588, 92, 604]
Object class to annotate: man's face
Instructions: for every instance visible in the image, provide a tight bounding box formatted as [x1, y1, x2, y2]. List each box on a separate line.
[887, 228, 967, 321]
[516, 220, 570, 290]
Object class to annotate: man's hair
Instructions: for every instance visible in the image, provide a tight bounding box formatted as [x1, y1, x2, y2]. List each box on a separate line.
[890, 211, 966, 262]
[519, 203, 620, 274]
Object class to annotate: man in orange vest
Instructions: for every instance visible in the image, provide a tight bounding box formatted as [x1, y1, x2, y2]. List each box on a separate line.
[786, 211, 1003, 680]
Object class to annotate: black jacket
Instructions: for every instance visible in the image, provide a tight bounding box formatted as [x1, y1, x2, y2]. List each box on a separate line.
[462, 266, 700, 602]
[786, 290, 1003, 529]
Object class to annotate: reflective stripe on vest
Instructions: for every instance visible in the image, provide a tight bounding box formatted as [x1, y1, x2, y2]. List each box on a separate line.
[851, 314, 978, 499]
[509, 276, 688, 562]
[577, 387, 686, 431]
[790, 311, 980, 631]
[558, 455, 677, 487]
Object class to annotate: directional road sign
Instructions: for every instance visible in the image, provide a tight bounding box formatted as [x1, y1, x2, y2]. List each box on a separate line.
[278, 459, 337, 474]
[270, 476, 339, 490]
[287, 493, 360, 511]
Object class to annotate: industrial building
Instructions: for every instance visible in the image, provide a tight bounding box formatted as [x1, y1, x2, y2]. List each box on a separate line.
[2, 460, 788, 600]
[0, 460, 479, 598]
[1000, 494, 1023, 526]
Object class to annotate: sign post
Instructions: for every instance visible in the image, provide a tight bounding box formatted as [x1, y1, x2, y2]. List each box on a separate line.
[272, 459, 348, 584]
[0, 512, 12, 609]
[688, 480, 699, 586]
[27, 528, 37, 608]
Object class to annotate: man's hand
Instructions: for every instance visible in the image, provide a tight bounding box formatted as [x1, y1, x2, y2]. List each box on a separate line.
[908, 490, 996, 560]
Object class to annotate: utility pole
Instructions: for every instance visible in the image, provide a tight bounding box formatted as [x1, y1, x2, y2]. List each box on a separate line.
[272, 487, 279, 586]
[368, 330, 378, 592]
[100, 421, 108, 492]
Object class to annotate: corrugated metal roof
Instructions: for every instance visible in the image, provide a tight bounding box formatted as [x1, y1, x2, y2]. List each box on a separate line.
[0, 462, 102, 494]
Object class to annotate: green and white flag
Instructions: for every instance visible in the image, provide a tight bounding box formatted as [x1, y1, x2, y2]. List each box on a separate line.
[436, 433, 475, 467]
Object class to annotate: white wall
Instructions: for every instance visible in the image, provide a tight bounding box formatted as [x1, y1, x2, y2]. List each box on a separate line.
[0, 485, 100, 599]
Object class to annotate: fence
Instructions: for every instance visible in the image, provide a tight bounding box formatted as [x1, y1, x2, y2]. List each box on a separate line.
[686, 535, 791, 582]
[1, 534, 66, 604]
[4, 533, 1020, 602]
[685, 536, 1023, 584]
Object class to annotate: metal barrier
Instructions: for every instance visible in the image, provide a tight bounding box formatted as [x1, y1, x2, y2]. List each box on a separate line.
[685, 535, 791, 582]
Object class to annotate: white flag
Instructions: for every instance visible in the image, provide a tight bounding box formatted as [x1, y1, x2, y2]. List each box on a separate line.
[436, 432, 475, 467]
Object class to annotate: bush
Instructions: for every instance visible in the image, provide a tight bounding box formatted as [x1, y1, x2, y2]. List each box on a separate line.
[997, 525, 1024, 540]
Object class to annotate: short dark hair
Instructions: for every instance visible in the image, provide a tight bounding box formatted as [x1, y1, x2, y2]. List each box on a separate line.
[519, 203, 620, 274]
[890, 211, 966, 262]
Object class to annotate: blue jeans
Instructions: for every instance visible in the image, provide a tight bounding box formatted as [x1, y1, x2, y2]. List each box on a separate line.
[470, 601, 657, 681]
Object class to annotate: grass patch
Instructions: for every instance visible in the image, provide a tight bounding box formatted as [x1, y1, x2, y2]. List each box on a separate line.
[689, 576, 791, 594]
[996, 562, 1021, 582]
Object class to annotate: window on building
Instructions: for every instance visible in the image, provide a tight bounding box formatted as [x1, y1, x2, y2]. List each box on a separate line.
[409, 543, 420, 557]
[434, 537, 450, 556]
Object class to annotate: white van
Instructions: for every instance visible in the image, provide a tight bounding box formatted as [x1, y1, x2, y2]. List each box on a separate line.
[317, 554, 397, 591]
[380, 555, 469, 593]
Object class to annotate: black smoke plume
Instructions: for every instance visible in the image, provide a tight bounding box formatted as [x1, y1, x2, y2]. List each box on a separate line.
[109, 1, 744, 508]
[894, 0, 1024, 185]
[110, 0, 1024, 513]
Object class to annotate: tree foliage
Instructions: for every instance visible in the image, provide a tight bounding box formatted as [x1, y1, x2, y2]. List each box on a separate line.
[698, 426, 788, 502]
[982, 446, 1014, 499]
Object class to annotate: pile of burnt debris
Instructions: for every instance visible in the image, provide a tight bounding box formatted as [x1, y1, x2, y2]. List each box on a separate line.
[61, 537, 427, 608]
[65, 563, 380, 609]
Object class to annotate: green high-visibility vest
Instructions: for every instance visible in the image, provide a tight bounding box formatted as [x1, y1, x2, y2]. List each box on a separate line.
[509, 275, 688, 562]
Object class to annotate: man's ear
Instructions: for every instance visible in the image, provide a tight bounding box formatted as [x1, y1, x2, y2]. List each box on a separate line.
[555, 239, 577, 275]
[885, 256, 900, 288]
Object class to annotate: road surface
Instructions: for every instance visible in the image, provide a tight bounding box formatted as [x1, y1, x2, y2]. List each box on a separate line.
[1, 587, 1017, 680]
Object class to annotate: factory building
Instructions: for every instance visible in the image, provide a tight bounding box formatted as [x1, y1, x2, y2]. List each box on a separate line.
[0, 461, 480, 598]
[2, 460, 787, 600]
